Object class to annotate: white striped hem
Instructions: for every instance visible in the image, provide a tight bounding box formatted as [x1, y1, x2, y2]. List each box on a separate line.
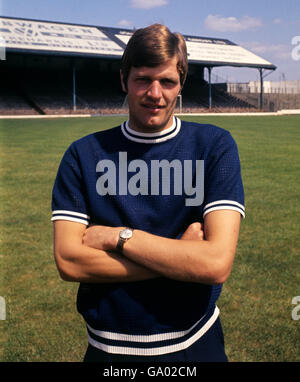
[86, 308, 207, 343]
[87, 306, 219, 356]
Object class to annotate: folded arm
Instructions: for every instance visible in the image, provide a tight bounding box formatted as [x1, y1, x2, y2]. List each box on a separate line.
[53, 220, 159, 283]
[53, 210, 240, 285]
[121, 210, 241, 284]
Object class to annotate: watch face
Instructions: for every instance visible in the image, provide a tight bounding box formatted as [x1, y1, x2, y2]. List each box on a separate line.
[121, 228, 133, 239]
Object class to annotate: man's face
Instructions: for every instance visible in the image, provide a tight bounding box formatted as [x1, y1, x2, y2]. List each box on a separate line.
[121, 56, 181, 133]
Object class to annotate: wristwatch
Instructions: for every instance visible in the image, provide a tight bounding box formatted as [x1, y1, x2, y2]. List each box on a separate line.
[117, 228, 133, 252]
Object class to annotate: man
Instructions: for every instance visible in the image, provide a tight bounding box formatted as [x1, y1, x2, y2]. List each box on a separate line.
[51, 24, 245, 362]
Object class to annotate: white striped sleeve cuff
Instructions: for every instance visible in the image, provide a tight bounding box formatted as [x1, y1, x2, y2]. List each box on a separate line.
[203, 200, 245, 218]
[51, 210, 90, 225]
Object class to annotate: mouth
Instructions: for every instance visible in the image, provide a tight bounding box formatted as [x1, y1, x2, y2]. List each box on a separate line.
[142, 103, 165, 112]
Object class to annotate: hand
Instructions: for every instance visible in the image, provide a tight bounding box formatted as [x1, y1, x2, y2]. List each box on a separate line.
[82, 221, 204, 251]
[82, 225, 122, 251]
[180, 222, 204, 241]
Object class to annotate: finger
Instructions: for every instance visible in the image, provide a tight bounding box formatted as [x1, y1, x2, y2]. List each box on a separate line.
[181, 222, 204, 240]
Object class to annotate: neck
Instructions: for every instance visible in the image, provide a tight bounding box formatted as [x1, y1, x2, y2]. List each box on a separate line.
[128, 114, 175, 134]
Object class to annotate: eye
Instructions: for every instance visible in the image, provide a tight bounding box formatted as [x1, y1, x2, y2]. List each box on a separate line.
[161, 78, 178, 88]
[135, 77, 150, 84]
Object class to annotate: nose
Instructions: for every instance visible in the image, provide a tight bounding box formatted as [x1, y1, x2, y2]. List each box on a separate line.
[147, 81, 162, 100]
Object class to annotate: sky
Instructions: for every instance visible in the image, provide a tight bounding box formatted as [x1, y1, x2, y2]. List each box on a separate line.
[1, 0, 300, 82]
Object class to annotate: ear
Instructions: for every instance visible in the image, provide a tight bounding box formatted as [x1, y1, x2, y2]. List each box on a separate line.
[120, 70, 127, 93]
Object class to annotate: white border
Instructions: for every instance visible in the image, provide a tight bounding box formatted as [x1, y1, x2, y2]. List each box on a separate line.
[87, 306, 219, 356]
[51, 210, 90, 225]
[203, 200, 245, 218]
[121, 117, 181, 144]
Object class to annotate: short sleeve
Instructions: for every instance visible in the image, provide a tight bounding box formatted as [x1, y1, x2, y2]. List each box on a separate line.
[203, 130, 245, 218]
[51, 143, 90, 226]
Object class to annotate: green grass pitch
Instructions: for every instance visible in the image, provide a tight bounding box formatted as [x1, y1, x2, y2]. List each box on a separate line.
[0, 114, 299, 361]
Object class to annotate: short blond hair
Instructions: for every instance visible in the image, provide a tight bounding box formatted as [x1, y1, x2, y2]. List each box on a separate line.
[121, 24, 188, 89]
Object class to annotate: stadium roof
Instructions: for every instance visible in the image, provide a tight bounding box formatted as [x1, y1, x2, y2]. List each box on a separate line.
[0, 16, 276, 70]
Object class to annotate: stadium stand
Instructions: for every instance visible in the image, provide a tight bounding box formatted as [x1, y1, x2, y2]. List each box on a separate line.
[0, 16, 276, 115]
[0, 66, 39, 115]
[181, 72, 256, 112]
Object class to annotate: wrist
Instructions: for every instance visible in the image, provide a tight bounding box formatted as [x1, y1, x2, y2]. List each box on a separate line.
[116, 227, 134, 253]
[99, 226, 124, 251]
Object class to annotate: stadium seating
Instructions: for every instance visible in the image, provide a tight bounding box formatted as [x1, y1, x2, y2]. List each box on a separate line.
[0, 58, 258, 115]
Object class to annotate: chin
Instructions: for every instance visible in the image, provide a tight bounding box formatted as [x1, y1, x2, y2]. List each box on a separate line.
[130, 111, 173, 133]
[146, 113, 172, 128]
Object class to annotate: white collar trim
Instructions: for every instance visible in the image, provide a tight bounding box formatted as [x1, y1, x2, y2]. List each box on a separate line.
[121, 117, 181, 144]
